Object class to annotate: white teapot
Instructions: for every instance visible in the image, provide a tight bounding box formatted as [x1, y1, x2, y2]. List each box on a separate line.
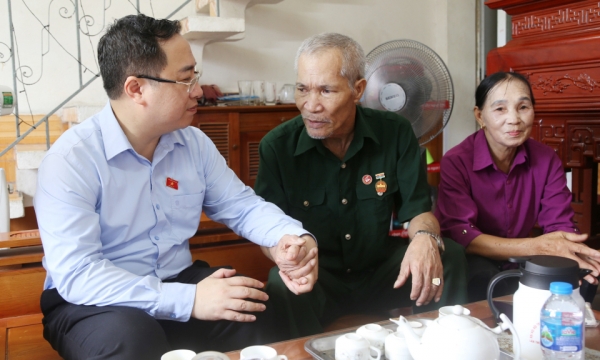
[391, 305, 520, 360]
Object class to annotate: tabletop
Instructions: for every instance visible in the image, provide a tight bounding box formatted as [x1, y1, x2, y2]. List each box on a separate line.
[224, 297, 600, 360]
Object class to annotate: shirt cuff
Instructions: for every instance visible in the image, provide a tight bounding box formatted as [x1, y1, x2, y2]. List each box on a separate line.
[298, 232, 317, 245]
[156, 282, 196, 322]
[259, 225, 314, 248]
[549, 225, 581, 234]
[444, 224, 482, 248]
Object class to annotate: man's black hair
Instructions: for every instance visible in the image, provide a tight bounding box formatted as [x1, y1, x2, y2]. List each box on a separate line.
[98, 14, 181, 99]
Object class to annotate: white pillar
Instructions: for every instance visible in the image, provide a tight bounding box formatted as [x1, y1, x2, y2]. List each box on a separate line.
[0, 168, 9, 232]
[497, 10, 508, 47]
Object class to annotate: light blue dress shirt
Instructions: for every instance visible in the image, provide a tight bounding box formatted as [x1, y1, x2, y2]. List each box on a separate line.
[34, 102, 307, 322]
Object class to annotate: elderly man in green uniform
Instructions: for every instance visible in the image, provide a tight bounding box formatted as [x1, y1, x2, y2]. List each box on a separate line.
[255, 33, 468, 338]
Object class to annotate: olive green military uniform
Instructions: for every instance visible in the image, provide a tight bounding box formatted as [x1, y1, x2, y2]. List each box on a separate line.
[255, 106, 467, 338]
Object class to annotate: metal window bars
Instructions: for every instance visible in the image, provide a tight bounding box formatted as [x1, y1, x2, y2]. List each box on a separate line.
[0, 0, 192, 157]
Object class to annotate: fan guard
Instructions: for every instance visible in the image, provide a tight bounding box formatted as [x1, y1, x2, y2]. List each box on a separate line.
[362, 40, 454, 145]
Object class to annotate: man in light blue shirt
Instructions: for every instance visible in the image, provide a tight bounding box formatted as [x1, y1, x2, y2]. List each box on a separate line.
[33, 14, 317, 359]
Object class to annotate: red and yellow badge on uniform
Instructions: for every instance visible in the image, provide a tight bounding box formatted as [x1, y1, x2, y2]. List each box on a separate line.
[375, 173, 387, 196]
[362, 172, 387, 196]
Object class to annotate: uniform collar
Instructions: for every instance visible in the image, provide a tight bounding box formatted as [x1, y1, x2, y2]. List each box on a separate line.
[472, 129, 528, 172]
[294, 105, 380, 158]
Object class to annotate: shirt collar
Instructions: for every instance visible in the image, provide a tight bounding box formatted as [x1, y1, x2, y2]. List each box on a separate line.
[472, 129, 529, 172]
[99, 102, 133, 161]
[99, 101, 186, 161]
[293, 105, 380, 157]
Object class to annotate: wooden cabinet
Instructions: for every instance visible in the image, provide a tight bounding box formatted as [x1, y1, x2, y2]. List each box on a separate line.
[188, 105, 300, 279]
[192, 104, 300, 188]
[0, 264, 60, 360]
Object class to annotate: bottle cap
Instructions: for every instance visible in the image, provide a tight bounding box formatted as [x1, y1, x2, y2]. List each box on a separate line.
[549, 281, 573, 294]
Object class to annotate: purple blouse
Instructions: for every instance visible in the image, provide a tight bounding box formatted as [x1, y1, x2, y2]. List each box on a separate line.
[435, 130, 579, 248]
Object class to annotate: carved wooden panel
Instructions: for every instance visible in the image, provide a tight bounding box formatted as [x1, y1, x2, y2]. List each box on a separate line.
[517, 66, 600, 111]
[512, 2, 600, 39]
[533, 117, 567, 161]
[528, 70, 600, 96]
[567, 121, 600, 167]
[530, 115, 600, 168]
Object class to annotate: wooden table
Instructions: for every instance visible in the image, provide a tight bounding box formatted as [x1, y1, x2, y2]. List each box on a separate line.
[225, 298, 600, 360]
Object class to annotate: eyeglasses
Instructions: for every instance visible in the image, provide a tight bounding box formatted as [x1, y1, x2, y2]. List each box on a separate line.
[136, 71, 200, 93]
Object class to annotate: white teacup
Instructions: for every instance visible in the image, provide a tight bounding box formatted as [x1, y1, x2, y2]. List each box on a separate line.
[335, 333, 381, 360]
[162, 349, 197, 360]
[240, 345, 287, 360]
[438, 305, 470, 317]
[356, 323, 393, 351]
[192, 351, 230, 360]
[385, 332, 413, 360]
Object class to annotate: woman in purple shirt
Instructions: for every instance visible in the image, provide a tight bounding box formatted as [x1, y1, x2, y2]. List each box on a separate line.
[435, 71, 600, 302]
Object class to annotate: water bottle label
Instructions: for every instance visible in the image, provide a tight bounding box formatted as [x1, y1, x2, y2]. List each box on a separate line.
[540, 310, 583, 352]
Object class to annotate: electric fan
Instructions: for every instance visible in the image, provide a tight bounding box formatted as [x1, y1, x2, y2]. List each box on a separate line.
[361, 40, 454, 145]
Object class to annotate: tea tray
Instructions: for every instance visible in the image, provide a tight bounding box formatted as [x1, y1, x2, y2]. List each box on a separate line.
[304, 321, 515, 360]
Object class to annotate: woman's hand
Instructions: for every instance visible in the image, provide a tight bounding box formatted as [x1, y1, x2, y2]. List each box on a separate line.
[469, 232, 600, 284]
[532, 231, 600, 284]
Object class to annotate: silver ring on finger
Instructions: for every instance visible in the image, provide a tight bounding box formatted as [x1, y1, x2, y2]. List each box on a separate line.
[432, 277, 441, 286]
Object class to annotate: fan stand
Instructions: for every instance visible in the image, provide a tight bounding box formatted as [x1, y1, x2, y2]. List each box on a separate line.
[420, 147, 438, 213]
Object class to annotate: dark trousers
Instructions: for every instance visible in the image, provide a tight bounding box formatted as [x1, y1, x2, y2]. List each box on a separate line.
[265, 238, 468, 338]
[41, 261, 283, 360]
[466, 254, 519, 303]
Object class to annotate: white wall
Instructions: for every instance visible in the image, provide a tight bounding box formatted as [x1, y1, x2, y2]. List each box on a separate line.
[0, 0, 194, 114]
[0, 0, 477, 153]
[445, 0, 479, 151]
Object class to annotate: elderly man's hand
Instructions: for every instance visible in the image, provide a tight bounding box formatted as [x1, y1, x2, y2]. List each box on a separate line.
[394, 233, 444, 306]
[191, 268, 268, 322]
[533, 231, 600, 284]
[278, 256, 318, 295]
[267, 234, 318, 295]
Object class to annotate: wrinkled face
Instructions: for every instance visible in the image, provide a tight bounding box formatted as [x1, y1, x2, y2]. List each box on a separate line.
[144, 34, 203, 134]
[475, 78, 534, 152]
[295, 49, 361, 140]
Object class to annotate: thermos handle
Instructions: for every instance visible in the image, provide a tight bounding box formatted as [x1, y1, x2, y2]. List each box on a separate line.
[487, 269, 522, 321]
[579, 268, 593, 278]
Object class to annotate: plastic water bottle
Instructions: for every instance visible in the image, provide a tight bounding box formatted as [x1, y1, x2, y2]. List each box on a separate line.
[540, 282, 585, 359]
